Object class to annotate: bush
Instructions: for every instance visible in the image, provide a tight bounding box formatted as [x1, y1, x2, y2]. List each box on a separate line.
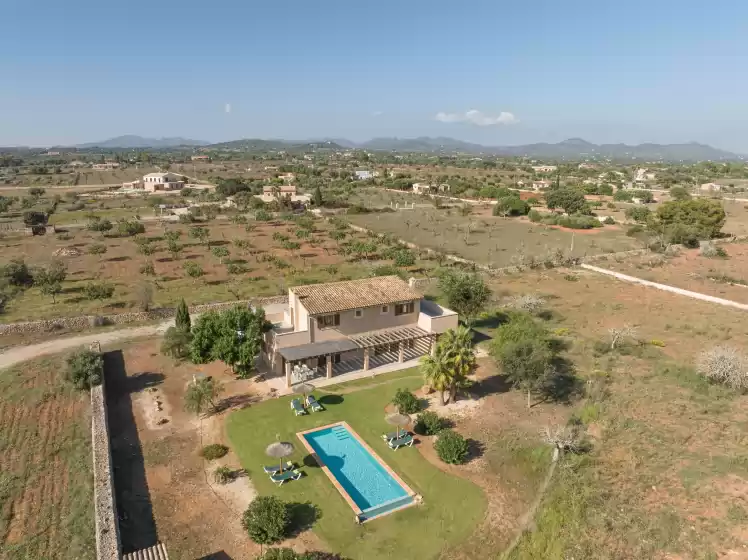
[700, 241, 727, 258]
[139, 261, 155, 275]
[415, 411, 444, 435]
[493, 196, 529, 217]
[434, 430, 469, 464]
[393, 250, 416, 267]
[213, 466, 233, 484]
[66, 349, 103, 390]
[255, 209, 272, 221]
[626, 224, 644, 236]
[83, 282, 115, 301]
[392, 388, 421, 414]
[117, 219, 146, 237]
[602, 216, 615, 225]
[2, 258, 34, 287]
[87, 243, 107, 255]
[201, 443, 229, 460]
[698, 346, 748, 391]
[259, 549, 349, 560]
[87, 217, 113, 232]
[242, 496, 290, 545]
[625, 206, 651, 223]
[528, 209, 542, 223]
[161, 326, 192, 359]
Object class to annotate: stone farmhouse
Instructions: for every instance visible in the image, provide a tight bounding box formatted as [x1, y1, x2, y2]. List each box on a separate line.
[261, 276, 458, 387]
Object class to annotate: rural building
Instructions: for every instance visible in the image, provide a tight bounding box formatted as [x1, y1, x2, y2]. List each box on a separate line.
[412, 183, 433, 194]
[261, 276, 458, 387]
[264, 166, 279, 171]
[532, 180, 552, 191]
[578, 163, 597, 170]
[92, 162, 120, 170]
[700, 182, 722, 192]
[191, 155, 211, 162]
[635, 168, 656, 182]
[279, 172, 295, 182]
[142, 172, 185, 192]
[355, 170, 378, 180]
[532, 165, 557, 173]
[69, 160, 86, 167]
[262, 185, 297, 196]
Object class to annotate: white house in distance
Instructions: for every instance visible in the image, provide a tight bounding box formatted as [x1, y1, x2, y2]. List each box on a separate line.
[355, 170, 379, 180]
[635, 168, 656, 182]
[532, 180, 552, 191]
[261, 276, 458, 387]
[122, 172, 184, 192]
[532, 165, 557, 173]
[700, 182, 722, 192]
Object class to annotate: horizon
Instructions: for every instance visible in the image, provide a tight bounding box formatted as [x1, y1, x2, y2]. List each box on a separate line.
[4, 1, 748, 151]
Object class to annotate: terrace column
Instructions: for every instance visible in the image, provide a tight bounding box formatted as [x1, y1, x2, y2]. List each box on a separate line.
[398, 341, 405, 363]
[285, 361, 292, 389]
[326, 355, 333, 379]
[363, 348, 370, 371]
[430, 335, 437, 356]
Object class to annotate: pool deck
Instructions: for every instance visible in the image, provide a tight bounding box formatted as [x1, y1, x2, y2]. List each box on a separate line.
[296, 421, 417, 523]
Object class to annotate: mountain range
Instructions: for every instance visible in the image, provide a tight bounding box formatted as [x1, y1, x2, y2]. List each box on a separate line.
[67, 135, 742, 161]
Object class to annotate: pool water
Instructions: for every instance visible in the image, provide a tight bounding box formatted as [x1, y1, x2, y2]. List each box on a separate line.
[302, 424, 411, 517]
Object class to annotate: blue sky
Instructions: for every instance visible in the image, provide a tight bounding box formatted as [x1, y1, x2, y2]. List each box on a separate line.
[3, 0, 748, 151]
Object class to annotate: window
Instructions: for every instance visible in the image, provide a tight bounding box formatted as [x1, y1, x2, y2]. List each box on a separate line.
[395, 302, 415, 316]
[317, 314, 340, 329]
[354, 309, 363, 319]
[381, 305, 389, 314]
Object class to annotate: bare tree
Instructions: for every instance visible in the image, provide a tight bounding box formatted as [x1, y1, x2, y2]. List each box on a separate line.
[542, 424, 584, 460]
[698, 346, 748, 390]
[608, 325, 638, 350]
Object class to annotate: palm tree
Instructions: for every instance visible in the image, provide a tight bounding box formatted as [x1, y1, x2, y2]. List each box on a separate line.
[421, 325, 476, 405]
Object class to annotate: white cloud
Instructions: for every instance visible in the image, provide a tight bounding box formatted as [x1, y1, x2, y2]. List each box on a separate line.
[435, 109, 518, 126]
[225, 103, 232, 114]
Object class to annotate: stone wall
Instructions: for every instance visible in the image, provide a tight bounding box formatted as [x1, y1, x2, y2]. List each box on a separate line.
[0, 295, 289, 336]
[90, 342, 120, 560]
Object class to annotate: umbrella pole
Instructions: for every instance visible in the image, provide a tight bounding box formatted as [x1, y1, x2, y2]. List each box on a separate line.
[279, 458, 283, 474]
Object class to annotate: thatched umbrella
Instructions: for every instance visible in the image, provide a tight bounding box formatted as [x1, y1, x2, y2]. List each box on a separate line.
[266, 439, 295, 473]
[385, 412, 411, 440]
[292, 382, 315, 406]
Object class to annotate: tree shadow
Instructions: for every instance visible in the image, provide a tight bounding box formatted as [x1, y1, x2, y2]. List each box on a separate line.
[472, 311, 509, 330]
[465, 438, 485, 463]
[318, 394, 343, 406]
[155, 257, 174, 263]
[215, 393, 261, 412]
[107, 256, 130, 262]
[205, 280, 226, 286]
[302, 454, 322, 468]
[469, 374, 512, 398]
[286, 501, 321, 537]
[127, 371, 165, 393]
[540, 357, 584, 404]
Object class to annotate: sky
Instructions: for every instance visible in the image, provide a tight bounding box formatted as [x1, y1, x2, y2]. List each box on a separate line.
[2, 0, 748, 151]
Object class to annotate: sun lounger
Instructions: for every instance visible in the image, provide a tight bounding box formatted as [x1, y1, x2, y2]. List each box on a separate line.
[270, 469, 302, 485]
[382, 431, 407, 442]
[307, 395, 324, 412]
[263, 461, 294, 475]
[388, 434, 414, 450]
[291, 398, 306, 416]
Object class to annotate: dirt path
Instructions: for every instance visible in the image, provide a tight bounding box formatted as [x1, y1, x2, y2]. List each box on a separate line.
[0, 319, 174, 370]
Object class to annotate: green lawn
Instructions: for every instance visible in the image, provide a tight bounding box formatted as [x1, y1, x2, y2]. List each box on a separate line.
[226, 371, 486, 559]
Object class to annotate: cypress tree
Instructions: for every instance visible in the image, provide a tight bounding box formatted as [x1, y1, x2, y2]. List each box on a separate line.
[312, 186, 323, 206]
[175, 298, 191, 332]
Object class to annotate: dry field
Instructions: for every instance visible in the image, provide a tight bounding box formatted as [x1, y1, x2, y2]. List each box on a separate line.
[0, 215, 436, 323]
[471, 268, 748, 559]
[0, 356, 95, 560]
[598, 243, 748, 304]
[347, 206, 641, 267]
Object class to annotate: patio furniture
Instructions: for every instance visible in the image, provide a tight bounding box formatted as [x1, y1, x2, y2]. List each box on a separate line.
[388, 434, 414, 450]
[382, 430, 409, 443]
[270, 469, 302, 485]
[263, 461, 294, 475]
[307, 395, 324, 412]
[291, 398, 307, 416]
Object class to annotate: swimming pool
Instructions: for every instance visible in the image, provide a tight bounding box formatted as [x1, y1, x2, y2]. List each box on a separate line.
[298, 422, 415, 522]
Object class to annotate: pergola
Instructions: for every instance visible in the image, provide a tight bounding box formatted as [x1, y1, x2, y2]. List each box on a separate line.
[279, 325, 437, 388]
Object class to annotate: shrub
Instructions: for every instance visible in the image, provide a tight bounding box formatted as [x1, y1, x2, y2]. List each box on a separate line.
[139, 261, 155, 275]
[255, 209, 272, 221]
[528, 209, 542, 223]
[83, 282, 114, 301]
[602, 216, 615, 225]
[625, 206, 652, 223]
[650, 339, 666, 347]
[66, 349, 103, 390]
[434, 430, 469, 464]
[415, 411, 444, 435]
[2, 258, 34, 287]
[161, 326, 192, 359]
[392, 388, 421, 414]
[259, 549, 349, 560]
[213, 466, 233, 484]
[200, 443, 229, 460]
[493, 196, 529, 217]
[117, 219, 146, 237]
[626, 224, 644, 236]
[242, 496, 290, 545]
[393, 250, 416, 267]
[87, 217, 113, 232]
[697, 346, 748, 391]
[87, 243, 107, 255]
[700, 241, 727, 258]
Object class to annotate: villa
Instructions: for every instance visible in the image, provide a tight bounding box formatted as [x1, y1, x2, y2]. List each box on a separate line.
[261, 276, 458, 387]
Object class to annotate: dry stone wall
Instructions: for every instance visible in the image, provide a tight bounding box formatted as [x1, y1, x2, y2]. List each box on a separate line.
[0, 296, 289, 336]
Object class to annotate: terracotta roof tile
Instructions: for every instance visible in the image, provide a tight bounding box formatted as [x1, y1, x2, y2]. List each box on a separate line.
[291, 276, 420, 315]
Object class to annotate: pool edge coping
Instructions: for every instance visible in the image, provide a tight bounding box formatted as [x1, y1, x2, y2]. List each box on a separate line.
[296, 421, 416, 523]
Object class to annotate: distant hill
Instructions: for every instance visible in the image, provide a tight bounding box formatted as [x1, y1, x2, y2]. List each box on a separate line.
[76, 135, 208, 149]
[354, 137, 740, 161]
[205, 138, 346, 152]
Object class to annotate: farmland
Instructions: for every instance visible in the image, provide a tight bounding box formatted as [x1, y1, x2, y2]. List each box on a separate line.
[0, 356, 95, 560]
[347, 205, 641, 267]
[0, 213, 439, 323]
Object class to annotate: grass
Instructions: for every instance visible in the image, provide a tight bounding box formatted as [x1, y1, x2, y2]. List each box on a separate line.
[0, 356, 95, 559]
[226, 369, 486, 560]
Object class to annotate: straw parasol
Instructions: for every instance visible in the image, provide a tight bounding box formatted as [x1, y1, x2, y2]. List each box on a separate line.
[266, 438, 295, 473]
[292, 382, 315, 406]
[385, 412, 411, 440]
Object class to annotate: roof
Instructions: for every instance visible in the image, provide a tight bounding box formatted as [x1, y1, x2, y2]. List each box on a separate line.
[143, 172, 178, 179]
[278, 338, 360, 361]
[291, 276, 421, 315]
[122, 543, 170, 560]
[263, 185, 297, 192]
